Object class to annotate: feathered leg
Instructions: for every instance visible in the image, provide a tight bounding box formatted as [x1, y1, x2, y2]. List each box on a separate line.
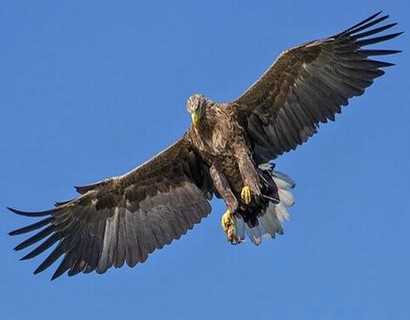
[232, 142, 261, 204]
[209, 164, 241, 243]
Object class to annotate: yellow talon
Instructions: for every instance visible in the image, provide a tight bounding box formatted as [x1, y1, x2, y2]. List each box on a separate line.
[241, 185, 252, 204]
[221, 209, 236, 243]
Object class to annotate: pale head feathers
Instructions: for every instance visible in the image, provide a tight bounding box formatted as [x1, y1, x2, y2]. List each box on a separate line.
[187, 94, 207, 117]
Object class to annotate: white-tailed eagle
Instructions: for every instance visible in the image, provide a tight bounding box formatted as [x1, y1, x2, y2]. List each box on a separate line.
[9, 12, 401, 279]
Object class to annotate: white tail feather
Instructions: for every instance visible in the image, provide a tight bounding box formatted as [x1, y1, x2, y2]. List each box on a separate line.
[277, 188, 294, 207]
[235, 168, 295, 245]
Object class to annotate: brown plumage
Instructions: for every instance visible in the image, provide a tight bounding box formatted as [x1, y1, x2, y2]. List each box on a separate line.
[9, 12, 401, 279]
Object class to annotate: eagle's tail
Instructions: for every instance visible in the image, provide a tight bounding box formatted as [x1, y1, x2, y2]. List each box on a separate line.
[235, 164, 295, 245]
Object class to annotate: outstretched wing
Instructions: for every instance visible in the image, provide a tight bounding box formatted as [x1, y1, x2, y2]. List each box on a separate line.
[9, 136, 213, 280]
[233, 12, 401, 163]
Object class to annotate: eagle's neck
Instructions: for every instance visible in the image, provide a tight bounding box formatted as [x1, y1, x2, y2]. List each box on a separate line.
[197, 101, 218, 134]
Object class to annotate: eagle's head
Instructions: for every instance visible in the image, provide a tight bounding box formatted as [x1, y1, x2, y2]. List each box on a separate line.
[187, 94, 207, 128]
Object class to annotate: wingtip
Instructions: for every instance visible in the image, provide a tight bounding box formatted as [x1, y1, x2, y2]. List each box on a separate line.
[362, 11, 384, 22]
[35, 269, 58, 282]
[33, 266, 43, 275]
[50, 273, 60, 281]
[7, 206, 54, 217]
[364, 11, 387, 23]
[9, 229, 19, 236]
[20, 254, 31, 261]
[373, 10, 384, 18]
[7, 206, 18, 213]
[342, 11, 394, 38]
[7, 207, 37, 216]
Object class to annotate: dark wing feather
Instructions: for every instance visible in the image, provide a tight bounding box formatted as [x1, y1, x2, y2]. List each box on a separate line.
[233, 12, 401, 163]
[9, 136, 213, 280]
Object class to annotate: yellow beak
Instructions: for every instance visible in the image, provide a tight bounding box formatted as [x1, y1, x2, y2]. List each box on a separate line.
[191, 112, 200, 127]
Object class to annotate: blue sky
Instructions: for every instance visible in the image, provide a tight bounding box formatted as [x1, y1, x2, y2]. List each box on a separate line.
[1, 1, 409, 319]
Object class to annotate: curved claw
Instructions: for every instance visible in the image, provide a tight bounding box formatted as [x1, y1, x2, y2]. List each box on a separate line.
[221, 209, 244, 244]
[241, 186, 252, 204]
[221, 209, 236, 243]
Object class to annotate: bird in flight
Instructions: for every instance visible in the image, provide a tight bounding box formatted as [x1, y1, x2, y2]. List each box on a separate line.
[9, 12, 401, 280]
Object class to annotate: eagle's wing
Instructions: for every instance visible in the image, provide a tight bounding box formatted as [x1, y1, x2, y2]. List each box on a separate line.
[9, 136, 213, 280]
[232, 12, 401, 163]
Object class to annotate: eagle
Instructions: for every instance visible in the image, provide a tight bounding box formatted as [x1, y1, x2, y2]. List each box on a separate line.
[9, 12, 401, 280]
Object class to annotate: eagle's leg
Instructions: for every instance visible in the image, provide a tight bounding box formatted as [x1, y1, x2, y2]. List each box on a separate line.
[209, 164, 241, 243]
[233, 142, 261, 205]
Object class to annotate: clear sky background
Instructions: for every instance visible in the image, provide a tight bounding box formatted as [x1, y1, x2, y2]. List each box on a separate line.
[1, 1, 409, 319]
